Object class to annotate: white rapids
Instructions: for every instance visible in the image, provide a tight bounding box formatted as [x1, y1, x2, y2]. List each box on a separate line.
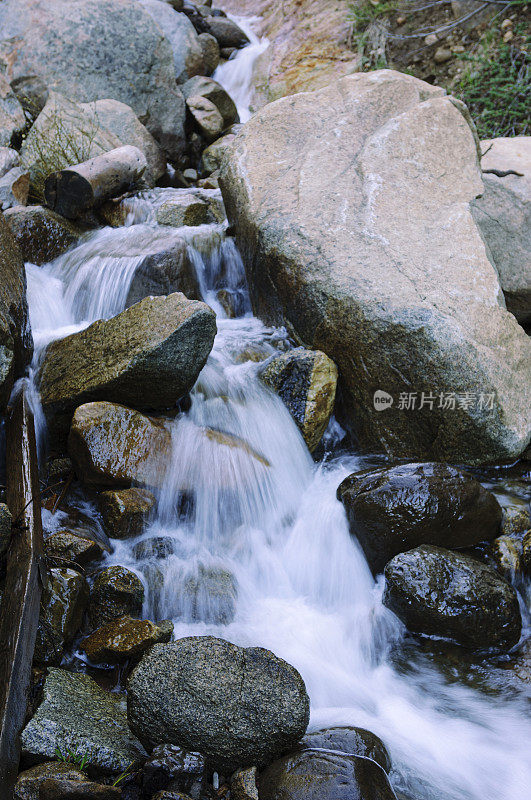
[23, 12, 531, 800]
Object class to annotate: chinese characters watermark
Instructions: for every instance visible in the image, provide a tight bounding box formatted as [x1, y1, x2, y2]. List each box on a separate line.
[373, 390, 496, 412]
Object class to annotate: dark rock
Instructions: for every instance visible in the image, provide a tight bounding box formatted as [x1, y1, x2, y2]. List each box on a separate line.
[258, 749, 397, 800]
[34, 568, 89, 665]
[4, 205, 84, 265]
[232, 767, 258, 800]
[10, 74, 49, 119]
[99, 487, 156, 540]
[203, 17, 250, 48]
[39, 778, 121, 799]
[14, 762, 87, 800]
[127, 636, 310, 772]
[337, 463, 502, 574]
[301, 727, 391, 774]
[81, 615, 173, 664]
[383, 544, 522, 650]
[0, 501, 12, 559]
[142, 744, 205, 796]
[88, 565, 144, 628]
[44, 530, 104, 567]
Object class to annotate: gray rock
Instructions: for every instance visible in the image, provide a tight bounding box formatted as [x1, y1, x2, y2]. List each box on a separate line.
[258, 749, 396, 800]
[4, 205, 84, 265]
[301, 727, 391, 773]
[0, 502, 12, 559]
[259, 348, 337, 452]
[182, 75, 239, 127]
[99, 487, 156, 539]
[139, 1, 205, 84]
[0, 0, 187, 160]
[201, 129, 239, 174]
[203, 16, 250, 49]
[0, 72, 25, 146]
[10, 74, 49, 119]
[34, 568, 89, 665]
[39, 292, 216, 443]
[156, 195, 210, 227]
[127, 636, 310, 771]
[0, 211, 33, 410]
[88, 565, 145, 628]
[0, 145, 19, 177]
[186, 94, 224, 142]
[383, 544, 522, 650]
[220, 69, 531, 464]
[198, 32, 220, 75]
[472, 137, 531, 323]
[14, 763, 87, 800]
[0, 166, 29, 210]
[21, 668, 147, 774]
[141, 743, 205, 797]
[337, 462, 502, 574]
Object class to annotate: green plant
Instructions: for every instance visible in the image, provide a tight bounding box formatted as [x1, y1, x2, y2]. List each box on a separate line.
[347, 1, 399, 68]
[54, 745, 89, 770]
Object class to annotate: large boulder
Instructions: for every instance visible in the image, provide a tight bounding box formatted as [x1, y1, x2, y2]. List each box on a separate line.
[0, 73, 25, 146]
[383, 544, 522, 650]
[259, 347, 337, 452]
[39, 292, 216, 443]
[0, 0, 187, 159]
[139, 0, 205, 84]
[337, 462, 502, 574]
[4, 205, 84, 265]
[21, 668, 147, 774]
[220, 70, 531, 465]
[258, 749, 396, 800]
[127, 636, 310, 771]
[0, 211, 33, 409]
[472, 137, 531, 324]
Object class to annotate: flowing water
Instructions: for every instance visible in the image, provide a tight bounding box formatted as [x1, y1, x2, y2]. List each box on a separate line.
[23, 13, 531, 800]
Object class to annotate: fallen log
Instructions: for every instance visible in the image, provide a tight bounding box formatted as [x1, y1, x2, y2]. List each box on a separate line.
[44, 144, 147, 218]
[0, 387, 45, 797]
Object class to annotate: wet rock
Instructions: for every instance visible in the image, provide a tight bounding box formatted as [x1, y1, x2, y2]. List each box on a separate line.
[258, 749, 396, 800]
[4, 205, 84, 265]
[220, 70, 531, 464]
[127, 636, 310, 771]
[472, 137, 530, 323]
[69, 402, 172, 489]
[182, 76, 239, 127]
[40, 293, 216, 444]
[156, 195, 210, 227]
[21, 668, 147, 774]
[488, 533, 523, 580]
[383, 544, 522, 650]
[44, 530, 103, 567]
[10, 74, 49, 120]
[0, 73, 25, 146]
[501, 505, 531, 537]
[198, 32, 220, 75]
[39, 779, 121, 799]
[142, 744, 205, 797]
[88, 565, 144, 628]
[139, 0, 205, 84]
[182, 565, 237, 624]
[0, 0, 187, 160]
[81, 615, 173, 663]
[203, 17, 250, 49]
[521, 530, 531, 575]
[0, 211, 33, 410]
[0, 146, 20, 177]
[151, 793, 192, 800]
[186, 95, 224, 142]
[259, 348, 337, 452]
[14, 762, 87, 800]
[99, 487, 156, 540]
[34, 567, 89, 665]
[301, 727, 391, 774]
[133, 537, 180, 560]
[0, 166, 29, 210]
[232, 767, 258, 800]
[0, 502, 12, 559]
[337, 462, 502, 574]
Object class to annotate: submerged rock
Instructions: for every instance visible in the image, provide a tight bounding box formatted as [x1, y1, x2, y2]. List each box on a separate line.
[301, 727, 391, 774]
[40, 293, 216, 443]
[383, 545, 522, 650]
[4, 205, 85, 265]
[99, 487, 156, 539]
[182, 565, 237, 624]
[220, 69, 531, 464]
[156, 195, 210, 227]
[337, 462, 502, 574]
[33, 568, 88, 665]
[21, 668, 147, 774]
[258, 749, 396, 800]
[259, 348, 337, 452]
[127, 636, 310, 771]
[88, 565, 144, 628]
[81, 615, 173, 663]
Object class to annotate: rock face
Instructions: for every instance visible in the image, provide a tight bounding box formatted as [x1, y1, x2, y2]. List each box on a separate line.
[0, 73, 25, 146]
[39, 293, 216, 442]
[0, 212, 33, 410]
[99, 487, 156, 539]
[21, 668, 147, 774]
[88, 565, 145, 628]
[4, 205, 84, 265]
[337, 462, 502, 574]
[258, 750, 396, 800]
[472, 137, 531, 324]
[34, 568, 88, 665]
[0, 0, 187, 159]
[127, 636, 310, 771]
[383, 545, 522, 650]
[301, 727, 391, 774]
[259, 348, 337, 452]
[220, 70, 531, 465]
[81, 616, 173, 663]
[69, 402, 172, 488]
[139, 0, 205, 84]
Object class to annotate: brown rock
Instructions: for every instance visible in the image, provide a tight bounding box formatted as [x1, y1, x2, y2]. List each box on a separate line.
[39, 779, 121, 800]
[88, 565, 144, 628]
[44, 530, 103, 567]
[232, 766, 258, 800]
[4, 205, 84, 265]
[81, 615, 173, 663]
[14, 763, 87, 800]
[99, 487, 156, 539]
[34, 568, 89, 665]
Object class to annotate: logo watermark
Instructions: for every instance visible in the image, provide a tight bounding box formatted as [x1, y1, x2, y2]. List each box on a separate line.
[373, 390, 496, 412]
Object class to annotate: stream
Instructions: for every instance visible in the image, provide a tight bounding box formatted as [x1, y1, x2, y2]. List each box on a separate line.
[24, 12, 531, 800]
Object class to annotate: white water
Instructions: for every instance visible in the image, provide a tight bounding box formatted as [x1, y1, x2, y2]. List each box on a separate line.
[25, 16, 531, 800]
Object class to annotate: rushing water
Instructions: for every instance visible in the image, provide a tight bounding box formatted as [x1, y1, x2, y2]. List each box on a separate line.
[24, 13, 531, 800]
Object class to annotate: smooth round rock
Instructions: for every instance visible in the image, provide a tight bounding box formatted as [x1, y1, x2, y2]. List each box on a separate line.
[301, 726, 391, 774]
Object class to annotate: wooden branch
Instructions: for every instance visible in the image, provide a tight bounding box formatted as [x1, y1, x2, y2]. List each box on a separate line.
[44, 145, 147, 219]
[0, 387, 45, 797]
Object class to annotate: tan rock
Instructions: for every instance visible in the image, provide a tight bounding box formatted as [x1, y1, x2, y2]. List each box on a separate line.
[156, 195, 210, 227]
[232, 766, 259, 800]
[0, 167, 29, 210]
[99, 487, 156, 539]
[14, 762, 87, 800]
[44, 530, 104, 567]
[81, 615, 173, 663]
[186, 94, 225, 142]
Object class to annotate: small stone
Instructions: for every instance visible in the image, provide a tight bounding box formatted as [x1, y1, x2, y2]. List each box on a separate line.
[45, 530, 103, 567]
[99, 487, 156, 539]
[501, 18, 513, 29]
[451, 45, 465, 53]
[81, 615, 173, 663]
[503, 30, 513, 42]
[0, 146, 19, 177]
[142, 743, 205, 797]
[156, 196, 209, 227]
[133, 536, 180, 560]
[424, 33, 438, 46]
[232, 767, 258, 800]
[434, 47, 452, 63]
[501, 506, 530, 538]
[34, 568, 89, 665]
[489, 534, 522, 580]
[396, 15, 406, 25]
[197, 176, 219, 190]
[88, 565, 144, 628]
[14, 763, 87, 800]
[522, 530, 531, 575]
[182, 168, 198, 182]
[198, 32, 220, 75]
